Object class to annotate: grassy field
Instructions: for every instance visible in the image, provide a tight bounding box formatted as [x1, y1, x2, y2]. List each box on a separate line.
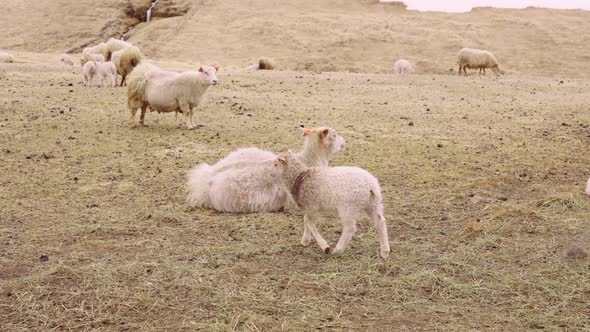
[1, 54, 590, 331]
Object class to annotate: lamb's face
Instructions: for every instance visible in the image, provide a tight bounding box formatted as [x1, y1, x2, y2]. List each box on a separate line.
[198, 66, 219, 85]
[320, 128, 346, 154]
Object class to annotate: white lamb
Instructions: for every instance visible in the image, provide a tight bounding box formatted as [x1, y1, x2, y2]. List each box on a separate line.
[82, 61, 98, 87]
[96, 61, 117, 87]
[457, 48, 500, 76]
[272, 152, 390, 258]
[393, 59, 414, 76]
[186, 127, 346, 213]
[60, 53, 74, 66]
[127, 62, 219, 128]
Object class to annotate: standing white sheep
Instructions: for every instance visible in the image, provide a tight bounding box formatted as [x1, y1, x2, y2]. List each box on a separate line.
[96, 61, 117, 87]
[457, 48, 500, 76]
[393, 59, 414, 76]
[186, 127, 346, 213]
[60, 54, 74, 66]
[272, 152, 390, 258]
[80, 52, 104, 67]
[82, 61, 98, 87]
[127, 62, 219, 129]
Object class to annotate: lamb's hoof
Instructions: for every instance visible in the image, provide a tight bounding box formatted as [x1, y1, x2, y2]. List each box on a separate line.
[301, 238, 311, 247]
[380, 250, 390, 259]
[323, 247, 331, 254]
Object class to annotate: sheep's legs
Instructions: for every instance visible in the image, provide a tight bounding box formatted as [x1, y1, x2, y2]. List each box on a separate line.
[463, 66, 468, 76]
[334, 209, 359, 254]
[458, 65, 462, 76]
[367, 207, 390, 259]
[189, 107, 197, 128]
[181, 104, 195, 129]
[139, 105, 147, 127]
[300, 223, 312, 247]
[304, 214, 330, 253]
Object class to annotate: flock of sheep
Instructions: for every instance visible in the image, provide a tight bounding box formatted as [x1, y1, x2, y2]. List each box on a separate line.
[0, 39, 511, 259]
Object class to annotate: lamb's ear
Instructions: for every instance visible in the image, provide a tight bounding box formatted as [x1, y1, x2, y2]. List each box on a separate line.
[300, 127, 311, 136]
[277, 156, 287, 164]
[321, 128, 330, 137]
[198, 67, 203, 72]
[214, 66, 220, 72]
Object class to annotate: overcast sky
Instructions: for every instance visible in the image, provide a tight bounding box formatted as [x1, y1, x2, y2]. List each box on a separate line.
[391, 1, 590, 12]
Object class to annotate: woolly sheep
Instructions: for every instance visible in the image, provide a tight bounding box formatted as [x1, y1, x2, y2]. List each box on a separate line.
[245, 57, 275, 71]
[117, 46, 142, 86]
[80, 52, 104, 67]
[102, 38, 132, 61]
[186, 127, 347, 213]
[457, 48, 500, 76]
[393, 59, 414, 76]
[0, 51, 14, 63]
[83, 42, 106, 56]
[82, 61, 98, 87]
[60, 53, 74, 66]
[272, 152, 390, 258]
[127, 62, 219, 129]
[96, 61, 117, 87]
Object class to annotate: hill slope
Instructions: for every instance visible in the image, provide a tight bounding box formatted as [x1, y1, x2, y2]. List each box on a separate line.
[2, 0, 589, 77]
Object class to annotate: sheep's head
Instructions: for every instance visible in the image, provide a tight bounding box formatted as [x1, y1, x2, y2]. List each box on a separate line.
[272, 152, 298, 178]
[491, 64, 501, 76]
[301, 126, 346, 154]
[198, 65, 219, 85]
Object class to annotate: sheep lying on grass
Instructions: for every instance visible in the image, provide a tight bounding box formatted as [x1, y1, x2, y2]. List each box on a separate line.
[457, 48, 500, 76]
[82, 61, 98, 87]
[0, 51, 14, 63]
[186, 127, 346, 213]
[60, 54, 74, 66]
[272, 152, 390, 258]
[127, 62, 219, 128]
[393, 59, 414, 76]
[96, 61, 117, 87]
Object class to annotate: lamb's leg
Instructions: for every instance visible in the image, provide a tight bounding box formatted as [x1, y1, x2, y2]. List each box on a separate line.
[180, 103, 194, 129]
[463, 66, 467, 76]
[301, 223, 312, 247]
[367, 206, 390, 259]
[458, 65, 462, 76]
[304, 213, 330, 253]
[483, 68, 486, 76]
[129, 108, 137, 128]
[189, 107, 197, 128]
[111, 74, 116, 87]
[333, 208, 359, 254]
[139, 105, 147, 127]
[120, 74, 127, 87]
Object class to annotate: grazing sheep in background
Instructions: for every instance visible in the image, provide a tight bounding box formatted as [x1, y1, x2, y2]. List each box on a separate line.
[186, 127, 346, 213]
[102, 38, 132, 61]
[585, 177, 590, 196]
[60, 54, 74, 66]
[82, 61, 98, 87]
[393, 59, 414, 76]
[127, 62, 219, 129]
[457, 48, 500, 76]
[0, 51, 14, 63]
[80, 53, 104, 67]
[96, 61, 117, 87]
[258, 57, 275, 70]
[272, 152, 390, 258]
[117, 46, 142, 86]
[83, 42, 106, 56]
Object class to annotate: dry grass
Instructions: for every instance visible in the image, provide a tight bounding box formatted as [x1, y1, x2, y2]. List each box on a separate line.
[1, 54, 590, 331]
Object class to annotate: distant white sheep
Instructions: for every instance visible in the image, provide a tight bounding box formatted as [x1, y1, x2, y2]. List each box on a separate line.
[60, 54, 74, 66]
[83, 42, 106, 56]
[127, 62, 219, 128]
[457, 48, 500, 76]
[80, 52, 104, 67]
[272, 152, 390, 258]
[96, 61, 117, 87]
[103, 38, 132, 61]
[0, 51, 14, 63]
[82, 61, 98, 87]
[393, 59, 414, 76]
[246, 57, 275, 71]
[186, 127, 346, 213]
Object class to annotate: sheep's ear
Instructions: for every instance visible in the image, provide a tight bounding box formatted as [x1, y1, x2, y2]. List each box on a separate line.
[321, 128, 330, 136]
[198, 67, 203, 72]
[300, 127, 311, 136]
[214, 66, 220, 72]
[277, 156, 287, 164]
